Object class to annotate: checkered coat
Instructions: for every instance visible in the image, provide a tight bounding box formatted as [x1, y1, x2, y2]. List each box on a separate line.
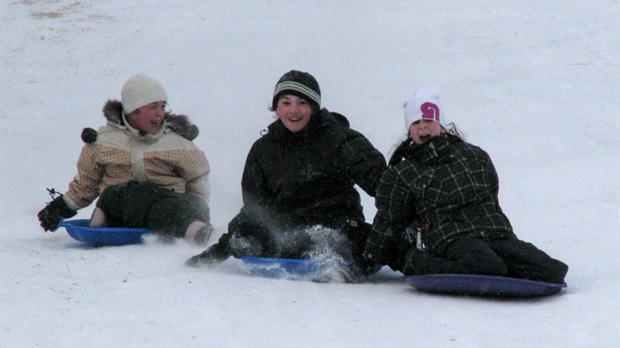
[63, 100, 210, 210]
[364, 133, 514, 264]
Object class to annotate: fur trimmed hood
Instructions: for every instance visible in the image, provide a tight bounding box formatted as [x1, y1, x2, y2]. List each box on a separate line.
[101, 99, 199, 141]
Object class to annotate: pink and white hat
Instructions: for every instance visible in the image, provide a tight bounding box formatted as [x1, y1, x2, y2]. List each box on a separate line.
[403, 87, 445, 130]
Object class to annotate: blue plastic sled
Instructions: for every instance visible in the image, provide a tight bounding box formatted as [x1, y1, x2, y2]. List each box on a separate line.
[236, 256, 347, 279]
[405, 274, 567, 297]
[59, 219, 151, 246]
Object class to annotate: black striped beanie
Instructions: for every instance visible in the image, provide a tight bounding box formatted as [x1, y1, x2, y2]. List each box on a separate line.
[272, 70, 321, 110]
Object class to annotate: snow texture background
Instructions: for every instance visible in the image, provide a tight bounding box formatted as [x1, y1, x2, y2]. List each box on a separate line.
[1, 1, 618, 347]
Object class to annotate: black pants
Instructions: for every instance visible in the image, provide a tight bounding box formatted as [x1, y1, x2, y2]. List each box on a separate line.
[96, 181, 210, 238]
[403, 237, 568, 284]
[221, 212, 371, 264]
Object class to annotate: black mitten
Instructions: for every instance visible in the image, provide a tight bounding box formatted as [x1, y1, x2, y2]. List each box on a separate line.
[37, 195, 77, 232]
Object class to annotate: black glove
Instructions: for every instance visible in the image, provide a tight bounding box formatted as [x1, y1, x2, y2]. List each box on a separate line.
[37, 195, 77, 232]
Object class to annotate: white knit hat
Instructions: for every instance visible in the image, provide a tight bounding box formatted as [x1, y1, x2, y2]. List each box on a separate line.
[403, 87, 445, 130]
[121, 74, 168, 114]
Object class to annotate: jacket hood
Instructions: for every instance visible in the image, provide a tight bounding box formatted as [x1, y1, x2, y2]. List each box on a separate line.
[102, 99, 199, 141]
[321, 109, 350, 128]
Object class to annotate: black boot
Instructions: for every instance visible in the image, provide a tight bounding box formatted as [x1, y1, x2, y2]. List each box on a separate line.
[340, 263, 374, 283]
[185, 242, 231, 267]
[402, 248, 432, 276]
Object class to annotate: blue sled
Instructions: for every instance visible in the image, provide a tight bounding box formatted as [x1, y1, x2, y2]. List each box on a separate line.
[406, 273, 567, 297]
[59, 219, 151, 246]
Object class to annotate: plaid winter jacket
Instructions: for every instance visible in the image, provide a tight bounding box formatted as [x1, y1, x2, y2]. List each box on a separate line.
[63, 100, 210, 210]
[364, 133, 514, 264]
[231, 108, 386, 232]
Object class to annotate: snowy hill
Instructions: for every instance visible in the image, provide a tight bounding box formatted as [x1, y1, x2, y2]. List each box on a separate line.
[1, 1, 618, 347]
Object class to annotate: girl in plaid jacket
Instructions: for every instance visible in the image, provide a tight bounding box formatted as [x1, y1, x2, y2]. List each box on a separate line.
[37, 74, 213, 245]
[363, 87, 568, 284]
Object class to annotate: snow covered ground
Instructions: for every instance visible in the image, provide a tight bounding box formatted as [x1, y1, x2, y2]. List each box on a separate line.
[1, 1, 618, 347]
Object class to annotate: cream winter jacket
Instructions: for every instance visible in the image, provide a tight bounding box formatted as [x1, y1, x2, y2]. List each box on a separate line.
[63, 100, 210, 210]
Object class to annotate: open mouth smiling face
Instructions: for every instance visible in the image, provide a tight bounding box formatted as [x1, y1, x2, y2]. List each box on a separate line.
[128, 101, 167, 135]
[409, 120, 444, 145]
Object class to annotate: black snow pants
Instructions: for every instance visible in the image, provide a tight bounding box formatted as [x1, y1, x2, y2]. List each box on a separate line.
[96, 181, 210, 238]
[402, 236, 568, 284]
[220, 212, 371, 265]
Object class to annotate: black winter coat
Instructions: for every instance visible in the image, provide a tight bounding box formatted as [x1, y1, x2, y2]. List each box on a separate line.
[233, 108, 386, 233]
[364, 134, 515, 264]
